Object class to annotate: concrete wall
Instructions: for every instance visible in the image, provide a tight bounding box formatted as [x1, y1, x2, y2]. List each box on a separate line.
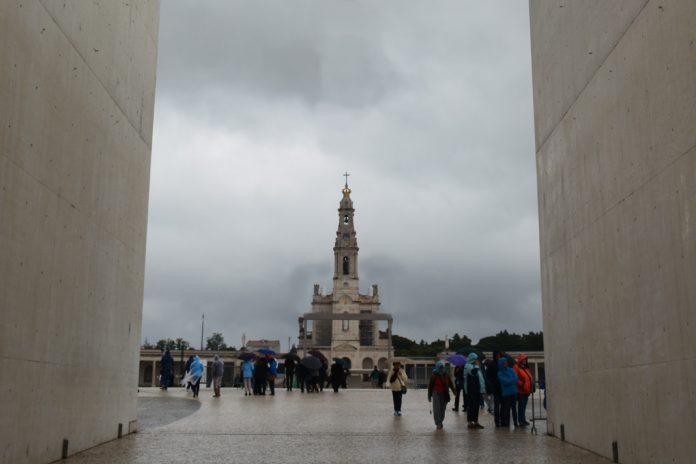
[0, 2, 159, 463]
[530, 1, 696, 462]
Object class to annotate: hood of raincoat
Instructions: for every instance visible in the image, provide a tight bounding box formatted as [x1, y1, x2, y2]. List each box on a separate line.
[433, 360, 446, 372]
[517, 353, 528, 364]
[498, 357, 509, 369]
[466, 353, 478, 364]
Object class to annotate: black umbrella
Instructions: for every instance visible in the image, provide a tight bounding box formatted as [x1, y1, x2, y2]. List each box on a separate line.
[307, 350, 327, 363]
[282, 353, 301, 362]
[301, 355, 322, 370]
[238, 352, 255, 361]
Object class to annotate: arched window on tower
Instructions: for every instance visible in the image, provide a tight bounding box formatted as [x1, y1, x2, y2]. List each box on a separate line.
[343, 256, 350, 275]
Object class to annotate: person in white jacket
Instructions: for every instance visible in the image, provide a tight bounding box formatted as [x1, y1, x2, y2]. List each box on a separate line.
[387, 361, 408, 416]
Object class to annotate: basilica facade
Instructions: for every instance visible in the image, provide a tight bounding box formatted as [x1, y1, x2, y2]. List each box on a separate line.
[298, 180, 394, 371]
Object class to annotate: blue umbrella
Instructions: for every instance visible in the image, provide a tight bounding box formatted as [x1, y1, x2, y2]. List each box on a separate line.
[447, 354, 467, 366]
[257, 348, 276, 356]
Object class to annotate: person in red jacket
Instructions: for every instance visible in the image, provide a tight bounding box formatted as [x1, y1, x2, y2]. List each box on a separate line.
[513, 353, 534, 426]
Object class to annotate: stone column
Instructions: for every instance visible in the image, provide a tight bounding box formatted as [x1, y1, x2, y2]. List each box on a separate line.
[151, 361, 156, 387]
[302, 319, 307, 355]
[387, 319, 393, 360]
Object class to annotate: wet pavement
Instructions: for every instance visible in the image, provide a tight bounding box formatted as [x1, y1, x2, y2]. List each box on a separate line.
[62, 388, 610, 463]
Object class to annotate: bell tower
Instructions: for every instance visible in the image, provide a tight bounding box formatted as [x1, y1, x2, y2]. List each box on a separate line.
[302, 174, 392, 365]
[333, 173, 359, 295]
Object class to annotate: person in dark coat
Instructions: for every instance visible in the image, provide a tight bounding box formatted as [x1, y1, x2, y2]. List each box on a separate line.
[295, 362, 307, 393]
[330, 362, 344, 393]
[485, 351, 503, 426]
[451, 365, 464, 412]
[284, 358, 296, 392]
[308, 369, 320, 392]
[342, 365, 350, 389]
[160, 350, 174, 390]
[319, 363, 327, 392]
[253, 358, 268, 395]
[378, 370, 387, 389]
[463, 353, 486, 429]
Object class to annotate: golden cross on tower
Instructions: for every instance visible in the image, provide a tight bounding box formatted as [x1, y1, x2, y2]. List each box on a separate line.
[343, 171, 350, 188]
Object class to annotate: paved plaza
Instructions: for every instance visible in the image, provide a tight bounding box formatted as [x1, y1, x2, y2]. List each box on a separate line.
[60, 388, 610, 464]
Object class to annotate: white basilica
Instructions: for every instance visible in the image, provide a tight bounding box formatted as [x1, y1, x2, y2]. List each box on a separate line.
[298, 178, 394, 371]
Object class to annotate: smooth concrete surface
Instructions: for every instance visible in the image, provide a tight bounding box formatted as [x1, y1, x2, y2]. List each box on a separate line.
[0, 2, 159, 463]
[530, 1, 696, 463]
[60, 388, 610, 464]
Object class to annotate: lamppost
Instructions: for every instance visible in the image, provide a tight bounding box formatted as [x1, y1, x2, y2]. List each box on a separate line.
[200, 313, 205, 350]
[180, 342, 185, 382]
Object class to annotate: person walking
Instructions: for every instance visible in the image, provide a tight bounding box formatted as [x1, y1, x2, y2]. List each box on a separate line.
[463, 353, 486, 429]
[211, 354, 224, 398]
[428, 361, 456, 430]
[513, 353, 534, 426]
[497, 357, 519, 428]
[387, 361, 408, 416]
[159, 350, 174, 390]
[485, 351, 503, 426]
[242, 358, 254, 396]
[184, 355, 195, 391]
[451, 365, 464, 412]
[370, 367, 380, 388]
[180, 355, 204, 398]
[284, 358, 296, 392]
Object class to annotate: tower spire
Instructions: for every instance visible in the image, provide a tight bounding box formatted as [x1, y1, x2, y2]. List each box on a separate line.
[343, 171, 350, 188]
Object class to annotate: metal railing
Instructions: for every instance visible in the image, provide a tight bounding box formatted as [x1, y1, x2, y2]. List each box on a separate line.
[530, 380, 547, 435]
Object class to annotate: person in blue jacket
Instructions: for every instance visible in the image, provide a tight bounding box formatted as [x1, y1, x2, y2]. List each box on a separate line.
[497, 357, 519, 428]
[241, 359, 254, 396]
[267, 356, 278, 396]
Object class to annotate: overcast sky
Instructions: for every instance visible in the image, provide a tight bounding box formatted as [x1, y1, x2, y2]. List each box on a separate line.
[142, 1, 539, 350]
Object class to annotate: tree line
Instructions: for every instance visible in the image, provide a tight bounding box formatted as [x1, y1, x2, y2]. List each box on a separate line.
[142, 332, 235, 352]
[143, 330, 543, 355]
[392, 330, 543, 357]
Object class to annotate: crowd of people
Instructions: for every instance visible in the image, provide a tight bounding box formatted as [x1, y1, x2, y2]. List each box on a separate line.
[157, 349, 538, 431]
[421, 351, 537, 430]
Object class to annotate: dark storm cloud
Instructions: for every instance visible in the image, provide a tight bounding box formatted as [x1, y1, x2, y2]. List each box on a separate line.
[143, 1, 539, 349]
[156, 1, 400, 108]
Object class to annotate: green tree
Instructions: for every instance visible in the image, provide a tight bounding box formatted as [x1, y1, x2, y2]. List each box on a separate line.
[174, 338, 190, 351]
[155, 338, 176, 351]
[206, 332, 227, 351]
